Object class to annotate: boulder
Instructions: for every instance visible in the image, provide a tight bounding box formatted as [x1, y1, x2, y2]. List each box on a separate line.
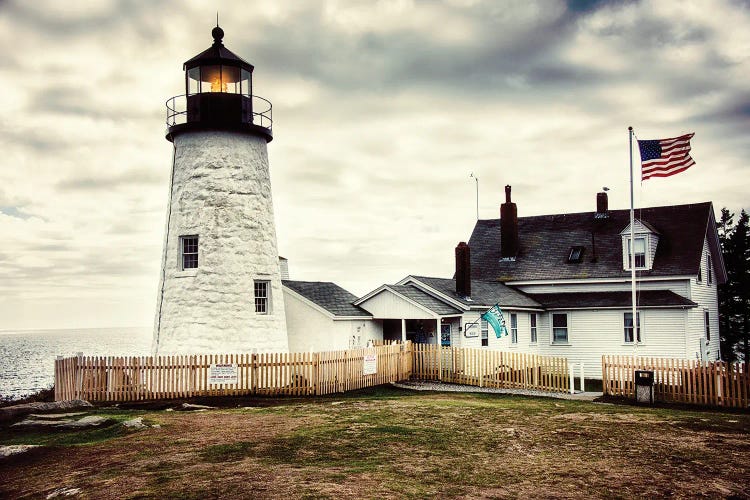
[0, 400, 93, 423]
[11, 415, 111, 430]
[122, 417, 147, 429]
[0, 444, 40, 458]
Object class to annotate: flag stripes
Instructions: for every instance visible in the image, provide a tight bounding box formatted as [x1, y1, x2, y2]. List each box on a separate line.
[638, 133, 696, 180]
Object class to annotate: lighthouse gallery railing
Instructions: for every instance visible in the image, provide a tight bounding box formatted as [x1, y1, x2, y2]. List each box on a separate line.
[165, 94, 273, 130]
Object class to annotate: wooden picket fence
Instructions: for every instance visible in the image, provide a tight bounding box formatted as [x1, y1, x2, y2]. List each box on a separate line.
[412, 344, 570, 393]
[602, 355, 750, 408]
[55, 343, 412, 402]
[54, 343, 575, 402]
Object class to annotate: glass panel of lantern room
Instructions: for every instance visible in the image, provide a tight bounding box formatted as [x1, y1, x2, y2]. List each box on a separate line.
[222, 66, 240, 93]
[187, 67, 200, 95]
[240, 69, 251, 96]
[200, 65, 222, 93]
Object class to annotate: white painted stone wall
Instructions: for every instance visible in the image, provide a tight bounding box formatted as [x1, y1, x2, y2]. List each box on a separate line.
[153, 130, 288, 354]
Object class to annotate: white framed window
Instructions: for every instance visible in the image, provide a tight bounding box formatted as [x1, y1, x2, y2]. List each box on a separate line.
[704, 309, 710, 342]
[481, 319, 488, 347]
[180, 235, 199, 270]
[530, 313, 537, 343]
[510, 313, 518, 344]
[552, 313, 568, 344]
[624, 312, 641, 343]
[254, 280, 270, 314]
[627, 237, 646, 269]
[707, 254, 713, 285]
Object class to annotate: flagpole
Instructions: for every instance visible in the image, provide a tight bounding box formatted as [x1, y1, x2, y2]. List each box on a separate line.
[629, 126, 637, 352]
[470, 173, 479, 220]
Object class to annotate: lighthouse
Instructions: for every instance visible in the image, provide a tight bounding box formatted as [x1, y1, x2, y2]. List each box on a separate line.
[152, 26, 289, 355]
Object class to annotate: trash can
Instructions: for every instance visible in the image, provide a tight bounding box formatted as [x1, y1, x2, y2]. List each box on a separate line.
[635, 370, 654, 404]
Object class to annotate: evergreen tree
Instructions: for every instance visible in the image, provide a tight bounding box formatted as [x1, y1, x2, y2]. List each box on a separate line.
[719, 208, 750, 362]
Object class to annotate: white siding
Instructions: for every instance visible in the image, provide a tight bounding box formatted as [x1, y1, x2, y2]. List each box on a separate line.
[455, 309, 688, 379]
[686, 238, 721, 361]
[357, 289, 438, 319]
[284, 288, 382, 353]
[536, 309, 688, 378]
[457, 310, 546, 352]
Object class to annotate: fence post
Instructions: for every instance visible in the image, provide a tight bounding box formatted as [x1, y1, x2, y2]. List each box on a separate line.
[75, 352, 84, 400]
[54, 356, 62, 401]
[579, 362, 585, 392]
[569, 364, 575, 394]
[312, 351, 319, 395]
[251, 349, 258, 395]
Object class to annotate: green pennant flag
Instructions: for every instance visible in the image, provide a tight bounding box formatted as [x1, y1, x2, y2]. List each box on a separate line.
[481, 304, 508, 338]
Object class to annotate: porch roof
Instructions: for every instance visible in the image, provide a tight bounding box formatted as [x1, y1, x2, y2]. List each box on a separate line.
[405, 276, 543, 309]
[527, 290, 698, 310]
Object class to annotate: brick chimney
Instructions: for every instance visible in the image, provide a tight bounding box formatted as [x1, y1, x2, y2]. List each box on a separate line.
[455, 242, 471, 298]
[500, 185, 518, 259]
[596, 191, 609, 218]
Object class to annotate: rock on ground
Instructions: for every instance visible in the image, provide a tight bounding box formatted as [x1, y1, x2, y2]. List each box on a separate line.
[0, 445, 40, 458]
[122, 417, 147, 429]
[11, 415, 111, 430]
[46, 487, 82, 498]
[0, 400, 93, 422]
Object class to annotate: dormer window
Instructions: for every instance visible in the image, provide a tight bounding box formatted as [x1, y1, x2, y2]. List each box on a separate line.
[620, 219, 659, 271]
[628, 238, 646, 269]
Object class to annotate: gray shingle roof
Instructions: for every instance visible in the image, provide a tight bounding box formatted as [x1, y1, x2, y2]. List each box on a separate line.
[528, 290, 697, 309]
[388, 285, 462, 315]
[283, 280, 371, 317]
[408, 276, 542, 309]
[467, 202, 713, 282]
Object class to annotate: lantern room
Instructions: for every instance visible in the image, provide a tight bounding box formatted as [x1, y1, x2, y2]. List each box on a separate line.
[165, 26, 272, 142]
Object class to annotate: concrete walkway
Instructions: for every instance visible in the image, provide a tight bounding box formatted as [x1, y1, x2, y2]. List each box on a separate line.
[393, 380, 603, 401]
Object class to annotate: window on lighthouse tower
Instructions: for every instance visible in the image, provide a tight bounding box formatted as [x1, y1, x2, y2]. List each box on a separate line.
[254, 281, 270, 314]
[180, 235, 199, 270]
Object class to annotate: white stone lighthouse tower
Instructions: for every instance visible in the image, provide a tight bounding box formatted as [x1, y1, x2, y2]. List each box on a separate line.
[153, 26, 288, 355]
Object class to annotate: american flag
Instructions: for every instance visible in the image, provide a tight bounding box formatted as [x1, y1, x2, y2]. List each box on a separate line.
[637, 133, 696, 180]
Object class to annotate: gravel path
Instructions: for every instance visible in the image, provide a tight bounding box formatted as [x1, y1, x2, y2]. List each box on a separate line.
[392, 380, 603, 401]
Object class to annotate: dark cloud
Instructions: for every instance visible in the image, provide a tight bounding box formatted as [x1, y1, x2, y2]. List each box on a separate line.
[690, 96, 750, 126]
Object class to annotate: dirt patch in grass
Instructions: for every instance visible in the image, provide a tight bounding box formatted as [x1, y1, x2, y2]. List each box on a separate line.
[1, 388, 749, 499]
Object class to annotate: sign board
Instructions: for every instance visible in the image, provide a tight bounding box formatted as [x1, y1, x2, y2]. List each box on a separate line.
[363, 353, 377, 376]
[464, 323, 479, 338]
[209, 363, 238, 385]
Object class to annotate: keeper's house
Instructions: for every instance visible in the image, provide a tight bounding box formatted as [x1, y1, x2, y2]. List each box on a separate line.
[282, 187, 726, 379]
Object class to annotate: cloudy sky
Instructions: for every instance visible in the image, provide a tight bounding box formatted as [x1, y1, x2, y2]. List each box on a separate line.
[1, 0, 748, 331]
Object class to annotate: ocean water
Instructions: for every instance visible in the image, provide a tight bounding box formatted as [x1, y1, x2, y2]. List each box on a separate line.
[0, 327, 151, 399]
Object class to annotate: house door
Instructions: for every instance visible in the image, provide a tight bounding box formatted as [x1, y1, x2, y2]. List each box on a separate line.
[440, 324, 451, 346]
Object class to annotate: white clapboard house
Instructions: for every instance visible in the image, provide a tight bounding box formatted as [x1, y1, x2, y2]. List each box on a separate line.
[283, 188, 726, 379]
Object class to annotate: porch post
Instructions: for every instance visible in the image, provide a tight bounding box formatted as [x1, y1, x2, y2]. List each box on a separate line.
[436, 318, 440, 345]
[401, 319, 406, 343]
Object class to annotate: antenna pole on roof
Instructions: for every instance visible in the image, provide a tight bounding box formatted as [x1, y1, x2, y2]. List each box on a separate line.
[470, 173, 479, 220]
[629, 126, 638, 353]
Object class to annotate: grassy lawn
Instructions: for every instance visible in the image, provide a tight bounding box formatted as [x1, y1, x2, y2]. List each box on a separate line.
[2, 387, 749, 499]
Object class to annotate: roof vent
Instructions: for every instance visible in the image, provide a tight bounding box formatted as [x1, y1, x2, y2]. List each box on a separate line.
[568, 246, 585, 263]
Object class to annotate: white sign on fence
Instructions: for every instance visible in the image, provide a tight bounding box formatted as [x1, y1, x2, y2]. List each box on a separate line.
[209, 363, 238, 385]
[363, 353, 377, 376]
